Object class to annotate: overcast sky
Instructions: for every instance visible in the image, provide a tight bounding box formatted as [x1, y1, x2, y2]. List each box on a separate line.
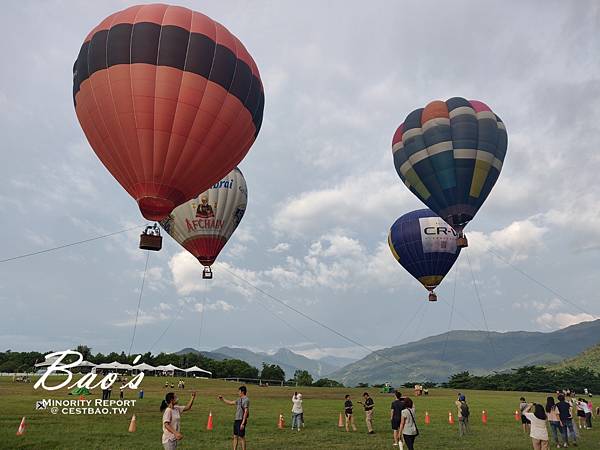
[1, 0, 599, 360]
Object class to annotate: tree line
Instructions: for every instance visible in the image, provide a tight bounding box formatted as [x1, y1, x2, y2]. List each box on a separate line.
[0, 347, 343, 387]
[442, 366, 600, 393]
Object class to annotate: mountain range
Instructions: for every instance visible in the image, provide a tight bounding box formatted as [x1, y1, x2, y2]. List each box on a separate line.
[176, 346, 354, 379]
[328, 319, 600, 386]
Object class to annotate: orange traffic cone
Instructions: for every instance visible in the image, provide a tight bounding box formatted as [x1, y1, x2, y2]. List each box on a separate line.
[425, 411, 430, 424]
[514, 410, 520, 421]
[338, 412, 344, 428]
[278, 413, 285, 429]
[482, 410, 488, 424]
[16, 417, 26, 436]
[448, 411, 454, 424]
[128, 415, 137, 433]
[207, 411, 214, 431]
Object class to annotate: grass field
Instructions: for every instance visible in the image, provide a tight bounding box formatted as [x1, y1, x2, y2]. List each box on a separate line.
[1, 376, 598, 449]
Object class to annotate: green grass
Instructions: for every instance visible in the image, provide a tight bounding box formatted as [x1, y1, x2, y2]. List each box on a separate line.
[1, 376, 598, 449]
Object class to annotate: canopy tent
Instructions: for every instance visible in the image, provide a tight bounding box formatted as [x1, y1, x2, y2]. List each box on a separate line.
[132, 363, 156, 371]
[35, 357, 96, 368]
[185, 366, 212, 376]
[70, 387, 91, 396]
[154, 364, 185, 375]
[94, 361, 132, 371]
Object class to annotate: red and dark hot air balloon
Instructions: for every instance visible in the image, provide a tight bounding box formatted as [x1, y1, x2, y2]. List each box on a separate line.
[73, 4, 264, 222]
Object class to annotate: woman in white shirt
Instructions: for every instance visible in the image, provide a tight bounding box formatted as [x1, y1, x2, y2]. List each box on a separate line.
[523, 403, 549, 450]
[160, 391, 196, 449]
[399, 397, 418, 450]
[291, 392, 303, 431]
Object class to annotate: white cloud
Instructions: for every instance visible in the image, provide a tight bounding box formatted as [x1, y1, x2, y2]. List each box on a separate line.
[194, 300, 235, 313]
[272, 170, 411, 235]
[269, 242, 290, 253]
[535, 313, 599, 330]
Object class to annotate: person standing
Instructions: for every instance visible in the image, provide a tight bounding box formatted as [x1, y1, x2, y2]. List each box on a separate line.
[521, 397, 532, 434]
[399, 397, 418, 450]
[546, 396, 564, 448]
[291, 392, 303, 431]
[455, 395, 470, 437]
[344, 394, 357, 432]
[357, 392, 375, 434]
[390, 391, 405, 446]
[160, 391, 196, 450]
[523, 403, 549, 450]
[557, 393, 578, 447]
[219, 386, 250, 450]
[578, 398, 592, 429]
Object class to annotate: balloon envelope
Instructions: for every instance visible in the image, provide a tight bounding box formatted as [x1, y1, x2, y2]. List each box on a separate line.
[388, 209, 461, 292]
[160, 167, 247, 266]
[73, 4, 264, 220]
[392, 98, 507, 232]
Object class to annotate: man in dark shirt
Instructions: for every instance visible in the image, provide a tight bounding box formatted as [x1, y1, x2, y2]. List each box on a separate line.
[358, 392, 375, 434]
[344, 394, 357, 431]
[390, 391, 405, 445]
[557, 394, 577, 446]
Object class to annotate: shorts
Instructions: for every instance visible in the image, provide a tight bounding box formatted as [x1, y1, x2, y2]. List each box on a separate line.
[391, 418, 401, 430]
[521, 415, 531, 424]
[345, 411, 353, 418]
[577, 410, 586, 418]
[233, 420, 246, 437]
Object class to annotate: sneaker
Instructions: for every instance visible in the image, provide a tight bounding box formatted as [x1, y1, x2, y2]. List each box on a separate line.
[369, 431, 375, 434]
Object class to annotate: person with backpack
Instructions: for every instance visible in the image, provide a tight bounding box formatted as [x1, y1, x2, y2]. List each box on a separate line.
[399, 397, 419, 450]
[455, 394, 470, 436]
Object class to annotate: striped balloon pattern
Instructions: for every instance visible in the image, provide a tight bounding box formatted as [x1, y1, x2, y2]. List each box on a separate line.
[392, 98, 507, 233]
[160, 168, 247, 267]
[388, 209, 461, 293]
[73, 4, 264, 221]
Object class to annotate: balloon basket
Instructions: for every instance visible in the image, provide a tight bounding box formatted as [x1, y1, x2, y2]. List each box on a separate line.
[139, 224, 162, 251]
[456, 235, 468, 248]
[428, 291, 437, 302]
[202, 266, 213, 279]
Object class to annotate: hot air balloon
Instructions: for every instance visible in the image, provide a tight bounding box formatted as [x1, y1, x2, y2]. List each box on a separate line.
[160, 167, 247, 279]
[392, 98, 507, 247]
[388, 209, 461, 301]
[72, 4, 264, 226]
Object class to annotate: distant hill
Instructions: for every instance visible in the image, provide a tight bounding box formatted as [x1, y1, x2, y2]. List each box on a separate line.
[176, 346, 341, 379]
[329, 320, 600, 386]
[174, 348, 230, 361]
[550, 343, 600, 373]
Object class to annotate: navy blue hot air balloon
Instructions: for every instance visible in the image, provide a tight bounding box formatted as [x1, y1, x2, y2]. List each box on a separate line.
[391, 98, 507, 247]
[388, 209, 461, 301]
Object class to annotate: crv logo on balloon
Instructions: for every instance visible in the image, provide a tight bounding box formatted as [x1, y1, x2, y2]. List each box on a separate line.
[73, 4, 264, 222]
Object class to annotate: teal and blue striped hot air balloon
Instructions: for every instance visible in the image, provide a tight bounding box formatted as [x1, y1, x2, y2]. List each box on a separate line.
[392, 98, 507, 247]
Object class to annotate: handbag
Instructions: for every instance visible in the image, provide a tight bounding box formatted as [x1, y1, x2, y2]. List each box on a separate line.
[407, 408, 419, 437]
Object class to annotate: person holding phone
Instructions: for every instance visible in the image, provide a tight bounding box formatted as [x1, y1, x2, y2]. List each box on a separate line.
[160, 391, 196, 450]
[219, 386, 250, 450]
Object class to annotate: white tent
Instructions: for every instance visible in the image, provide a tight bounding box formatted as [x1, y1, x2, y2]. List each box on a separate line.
[95, 361, 131, 371]
[185, 366, 212, 376]
[35, 357, 96, 368]
[155, 364, 183, 374]
[132, 363, 156, 371]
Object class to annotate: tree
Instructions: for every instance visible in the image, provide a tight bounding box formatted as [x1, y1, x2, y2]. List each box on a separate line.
[294, 370, 313, 386]
[76, 345, 92, 360]
[261, 363, 285, 381]
[312, 378, 343, 387]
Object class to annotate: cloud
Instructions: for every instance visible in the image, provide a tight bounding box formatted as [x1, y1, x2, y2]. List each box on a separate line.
[269, 242, 290, 253]
[271, 170, 411, 235]
[194, 300, 235, 313]
[468, 218, 549, 265]
[535, 313, 599, 330]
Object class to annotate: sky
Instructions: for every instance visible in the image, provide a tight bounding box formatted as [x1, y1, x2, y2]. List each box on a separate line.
[1, 0, 599, 361]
